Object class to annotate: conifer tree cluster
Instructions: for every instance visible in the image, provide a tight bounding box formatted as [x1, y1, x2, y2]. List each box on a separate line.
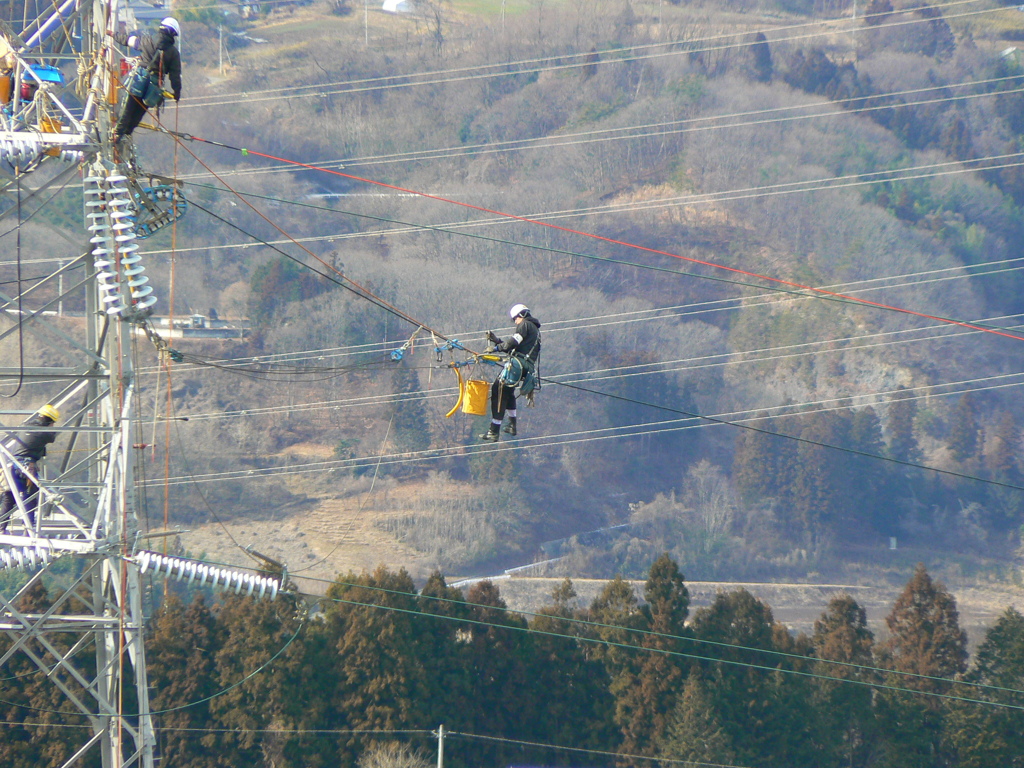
[729, 396, 1024, 556]
[3, 558, 1023, 767]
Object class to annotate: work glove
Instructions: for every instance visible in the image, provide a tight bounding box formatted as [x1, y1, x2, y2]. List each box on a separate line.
[486, 330, 501, 344]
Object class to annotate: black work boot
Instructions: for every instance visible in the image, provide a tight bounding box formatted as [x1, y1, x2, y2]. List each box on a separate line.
[480, 424, 500, 442]
[502, 418, 517, 436]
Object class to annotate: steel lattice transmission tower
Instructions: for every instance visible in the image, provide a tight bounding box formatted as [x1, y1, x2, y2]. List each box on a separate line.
[0, 0, 165, 764]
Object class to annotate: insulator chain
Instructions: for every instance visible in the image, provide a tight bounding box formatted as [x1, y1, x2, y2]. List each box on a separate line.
[84, 171, 157, 319]
[135, 551, 282, 599]
[0, 543, 59, 573]
[0, 135, 83, 167]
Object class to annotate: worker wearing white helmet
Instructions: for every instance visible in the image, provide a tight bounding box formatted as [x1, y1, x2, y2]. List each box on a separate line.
[160, 17, 181, 37]
[482, 304, 542, 441]
[113, 17, 183, 145]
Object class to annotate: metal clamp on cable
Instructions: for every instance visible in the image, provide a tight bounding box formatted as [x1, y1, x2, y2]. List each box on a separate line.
[390, 327, 423, 362]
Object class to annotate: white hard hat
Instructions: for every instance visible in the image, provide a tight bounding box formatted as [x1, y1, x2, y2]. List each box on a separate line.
[509, 303, 529, 320]
[160, 17, 181, 37]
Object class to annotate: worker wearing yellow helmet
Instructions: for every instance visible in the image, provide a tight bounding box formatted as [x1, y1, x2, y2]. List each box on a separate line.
[0, 404, 59, 533]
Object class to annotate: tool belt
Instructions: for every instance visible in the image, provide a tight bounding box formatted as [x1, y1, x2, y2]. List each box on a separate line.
[127, 65, 164, 108]
[1, 459, 37, 493]
[499, 354, 537, 396]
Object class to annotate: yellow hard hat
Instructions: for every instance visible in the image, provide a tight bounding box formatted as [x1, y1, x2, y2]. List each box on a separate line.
[38, 404, 60, 422]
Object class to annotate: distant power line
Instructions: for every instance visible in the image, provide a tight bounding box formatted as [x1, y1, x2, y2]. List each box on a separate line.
[180, 0, 997, 110]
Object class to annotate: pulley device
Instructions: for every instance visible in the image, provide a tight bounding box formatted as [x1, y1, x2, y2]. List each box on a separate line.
[126, 171, 187, 239]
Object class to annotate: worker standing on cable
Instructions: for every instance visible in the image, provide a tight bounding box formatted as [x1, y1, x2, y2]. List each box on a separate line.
[0, 404, 59, 534]
[481, 304, 541, 442]
[113, 17, 182, 144]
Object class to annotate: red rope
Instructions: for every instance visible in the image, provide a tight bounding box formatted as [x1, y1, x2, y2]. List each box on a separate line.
[215, 143, 1024, 344]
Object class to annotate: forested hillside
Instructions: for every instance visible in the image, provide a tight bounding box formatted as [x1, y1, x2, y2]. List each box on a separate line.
[4, 557, 1022, 768]
[11, 2, 1024, 766]
[8, 0, 1024, 583]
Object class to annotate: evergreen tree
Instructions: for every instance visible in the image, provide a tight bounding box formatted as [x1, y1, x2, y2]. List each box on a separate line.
[876, 565, 968, 768]
[749, 32, 773, 83]
[685, 589, 821, 766]
[7, 580, 96, 768]
[987, 411, 1020, 482]
[0, 582, 38, 768]
[527, 579, 616, 760]
[209, 593, 308, 768]
[616, 555, 690, 757]
[947, 394, 980, 462]
[147, 595, 224, 768]
[883, 564, 968, 689]
[792, 411, 854, 543]
[588, 575, 648, 756]
[248, 256, 327, 328]
[689, 589, 779, 765]
[456, 580, 535, 767]
[811, 595, 878, 768]
[983, 412, 1024, 530]
[659, 672, 736, 765]
[943, 607, 1024, 768]
[887, 387, 921, 463]
[849, 406, 890, 533]
[0, 580, 96, 768]
[732, 415, 776, 505]
[416, 571, 472, 731]
[389, 364, 430, 455]
[327, 567, 429, 766]
[765, 627, 822, 767]
[732, 413, 797, 507]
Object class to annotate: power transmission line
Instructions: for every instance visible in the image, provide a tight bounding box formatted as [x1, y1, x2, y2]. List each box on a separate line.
[160, 315, 1023, 423]
[149, 371, 1024, 489]
[176, 73, 1024, 179]
[159, 133, 1024, 350]
[180, 0, 997, 109]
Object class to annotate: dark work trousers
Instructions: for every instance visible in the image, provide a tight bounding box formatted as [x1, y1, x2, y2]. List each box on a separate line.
[490, 378, 516, 421]
[115, 95, 149, 137]
[0, 463, 39, 532]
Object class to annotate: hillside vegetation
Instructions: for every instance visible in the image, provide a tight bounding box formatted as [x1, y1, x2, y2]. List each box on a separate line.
[136, 0, 1024, 581]
[8, 0, 1024, 584]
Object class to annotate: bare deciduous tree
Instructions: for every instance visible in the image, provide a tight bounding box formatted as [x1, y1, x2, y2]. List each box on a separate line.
[358, 742, 432, 768]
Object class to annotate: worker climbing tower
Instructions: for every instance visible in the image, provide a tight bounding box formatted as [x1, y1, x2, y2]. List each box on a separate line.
[0, 1, 166, 764]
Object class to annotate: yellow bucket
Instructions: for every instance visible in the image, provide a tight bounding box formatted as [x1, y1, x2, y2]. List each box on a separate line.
[462, 379, 490, 416]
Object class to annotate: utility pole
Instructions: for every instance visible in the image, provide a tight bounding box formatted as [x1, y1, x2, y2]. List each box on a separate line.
[436, 724, 445, 768]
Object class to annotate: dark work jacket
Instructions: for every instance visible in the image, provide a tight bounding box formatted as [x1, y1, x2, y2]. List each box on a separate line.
[496, 315, 541, 363]
[116, 28, 182, 100]
[12, 415, 56, 461]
